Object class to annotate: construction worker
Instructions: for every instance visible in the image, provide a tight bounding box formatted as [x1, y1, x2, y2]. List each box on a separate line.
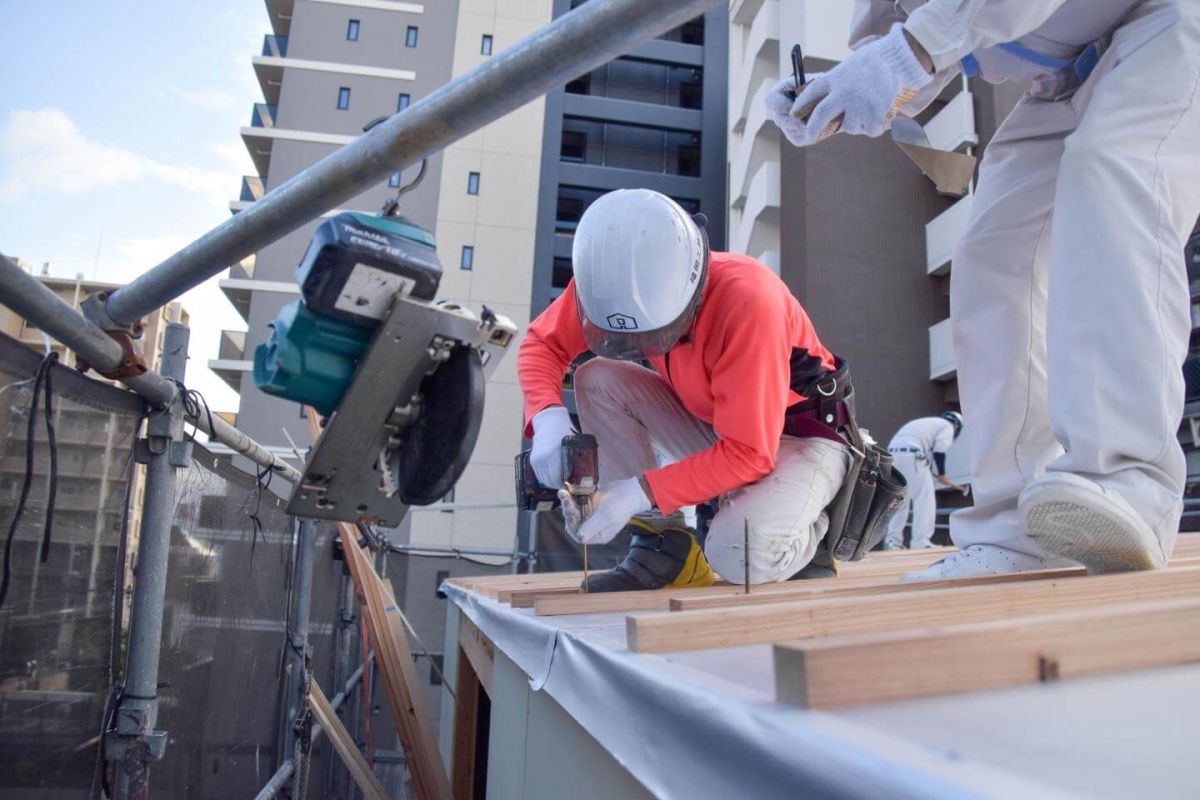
[767, 0, 1200, 578]
[519, 189, 853, 592]
[883, 412, 968, 550]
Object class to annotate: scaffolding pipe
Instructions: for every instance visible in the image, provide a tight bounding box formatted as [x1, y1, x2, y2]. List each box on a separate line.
[111, 323, 189, 800]
[254, 655, 375, 800]
[0, 255, 301, 483]
[281, 518, 318, 769]
[99, 0, 722, 326]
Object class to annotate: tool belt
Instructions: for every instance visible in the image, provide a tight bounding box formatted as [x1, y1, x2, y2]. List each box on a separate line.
[788, 359, 909, 562]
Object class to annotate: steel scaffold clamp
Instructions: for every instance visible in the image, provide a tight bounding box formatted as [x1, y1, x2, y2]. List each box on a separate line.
[78, 291, 150, 380]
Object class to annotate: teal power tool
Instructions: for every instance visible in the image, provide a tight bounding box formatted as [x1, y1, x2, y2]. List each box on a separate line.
[254, 210, 518, 524]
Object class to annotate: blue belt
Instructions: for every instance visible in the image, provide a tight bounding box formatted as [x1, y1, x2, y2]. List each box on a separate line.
[961, 40, 1102, 82]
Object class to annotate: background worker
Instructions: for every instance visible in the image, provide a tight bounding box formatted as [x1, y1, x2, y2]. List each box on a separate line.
[883, 412, 967, 550]
[767, 0, 1200, 578]
[519, 189, 853, 593]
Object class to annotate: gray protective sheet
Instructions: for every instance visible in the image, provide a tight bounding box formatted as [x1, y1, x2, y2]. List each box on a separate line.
[445, 584, 1080, 800]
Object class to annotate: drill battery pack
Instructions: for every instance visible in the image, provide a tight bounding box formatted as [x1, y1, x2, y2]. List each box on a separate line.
[297, 211, 442, 327]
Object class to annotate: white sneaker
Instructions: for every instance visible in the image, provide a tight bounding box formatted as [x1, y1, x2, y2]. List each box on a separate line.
[1019, 471, 1166, 574]
[900, 543, 1066, 582]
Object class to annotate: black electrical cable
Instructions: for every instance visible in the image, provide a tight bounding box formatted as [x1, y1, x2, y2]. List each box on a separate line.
[170, 378, 216, 444]
[0, 352, 59, 611]
[248, 462, 273, 555]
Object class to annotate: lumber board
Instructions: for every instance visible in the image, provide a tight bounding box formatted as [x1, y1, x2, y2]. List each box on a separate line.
[458, 613, 494, 696]
[340, 523, 452, 800]
[310, 680, 389, 800]
[508, 586, 581, 609]
[451, 623, 484, 800]
[774, 598, 1200, 708]
[626, 564, 1200, 653]
[670, 567, 1086, 611]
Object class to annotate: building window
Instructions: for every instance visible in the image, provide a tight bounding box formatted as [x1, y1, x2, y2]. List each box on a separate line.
[552, 257, 573, 288]
[397, 93, 411, 112]
[481, 34, 493, 55]
[337, 87, 351, 110]
[388, 171, 402, 188]
[347, 19, 360, 41]
[406, 25, 419, 47]
[560, 130, 586, 162]
[460, 246, 474, 270]
[467, 172, 480, 195]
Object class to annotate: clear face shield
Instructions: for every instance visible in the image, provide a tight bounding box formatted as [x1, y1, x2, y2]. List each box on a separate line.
[576, 224, 710, 361]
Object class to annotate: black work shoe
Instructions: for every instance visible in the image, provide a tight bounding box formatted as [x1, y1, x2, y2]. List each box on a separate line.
[788, 542, 839, 580]
[583, 519, 714, 593]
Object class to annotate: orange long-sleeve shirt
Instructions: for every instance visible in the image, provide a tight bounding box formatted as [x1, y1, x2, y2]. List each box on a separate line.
[518, 253, 838, 515]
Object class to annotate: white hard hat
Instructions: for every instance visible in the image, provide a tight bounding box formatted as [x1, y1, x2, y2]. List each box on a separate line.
[572, 189, 709, 360]
[941, 411, 964, 436]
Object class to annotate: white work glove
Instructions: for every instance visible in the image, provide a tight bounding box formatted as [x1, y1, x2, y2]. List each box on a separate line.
[559, 477, 651, 546]
[530, 406, 575, 488]
[773, 24, 932, 147]
[764, 75, 810, 147]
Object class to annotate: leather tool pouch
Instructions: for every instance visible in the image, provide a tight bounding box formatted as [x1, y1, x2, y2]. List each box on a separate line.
[823, 390, 908, 561]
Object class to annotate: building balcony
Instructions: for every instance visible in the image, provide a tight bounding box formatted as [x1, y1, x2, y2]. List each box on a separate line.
[925, 90, 978, 154]
[262, 34, 288, 58]
[208, 330, 251, 393]
[730, 0, 769, 26]
[732, 0, 779, 129]
[929, 317, 956, 381]
[240, 175, 265, 204]
[253, 56, 285, 106]
[925, 195, 974, 276]
[731, 160, 780, 255]
[265, 0, 294, 36]
[729, 82, 777, 207]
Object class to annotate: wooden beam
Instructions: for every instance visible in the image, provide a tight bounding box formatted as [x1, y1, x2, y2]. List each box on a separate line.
[775, 598, 1200, 708]
[310, 680, 389, 800]
[458, 614, 494, 696]
[508, 586, 581, 609]
[339, 522, 453, 800]
[670, 567, 1085, 611]
[626, 565, 1200, 653]
[451, 630, 483, 800]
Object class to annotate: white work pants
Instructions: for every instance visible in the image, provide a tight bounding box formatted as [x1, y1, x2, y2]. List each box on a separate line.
[573, 358, 850, 583]
[884, 452, 936, 549]
[950, 1, 1200, 558]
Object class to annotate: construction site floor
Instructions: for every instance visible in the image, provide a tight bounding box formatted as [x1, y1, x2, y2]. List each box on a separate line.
[442, 547, 1200, 799]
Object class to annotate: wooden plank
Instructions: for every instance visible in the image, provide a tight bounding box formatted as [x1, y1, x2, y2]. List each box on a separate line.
[775, 598, 1200, 708]
[451, 630, 482, 800]
[458, 614, 494, 696]
[310, 680, 389, 800]
[531, 558, 954, 617]
[626, 564, 1200, 653]
[670, 567, 1086, 611]
[339, 522, 453, 800]
[508, 586, 581, 609]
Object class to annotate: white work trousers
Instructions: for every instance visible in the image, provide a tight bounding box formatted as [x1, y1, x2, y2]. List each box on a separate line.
[884, 452, 936, 549]
[573, 358, 850, 584]
[950, 1, 1200, 558]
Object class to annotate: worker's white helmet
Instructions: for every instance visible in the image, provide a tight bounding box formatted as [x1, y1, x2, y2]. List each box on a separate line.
[572, 189, 709, 361]
[941, 411, 964, 437]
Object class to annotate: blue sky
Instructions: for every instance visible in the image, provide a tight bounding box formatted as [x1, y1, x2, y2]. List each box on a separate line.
[0, 0, 273, 412]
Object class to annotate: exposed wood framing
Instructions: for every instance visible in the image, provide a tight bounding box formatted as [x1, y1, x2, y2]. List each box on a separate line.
[451, 625, 485, 800]
[310, 680, 389, 800]
[626, 565, 1200, 653]
[775, 598, 1200, 708]
[669, 567, 1086, 611]
[339, 522, 453, 800]
[459, 613, 494, 696]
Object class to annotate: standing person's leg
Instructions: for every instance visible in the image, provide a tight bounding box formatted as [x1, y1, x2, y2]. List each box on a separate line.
[910, 95, 1083, 580]
[907, 459, 938, 548]
[1021, 2, 1200, 572]
[705, 436, 850, 584]
[883, 452, 921, 549]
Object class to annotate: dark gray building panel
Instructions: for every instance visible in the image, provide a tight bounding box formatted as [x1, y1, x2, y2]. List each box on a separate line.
[529, 0, 729, 320]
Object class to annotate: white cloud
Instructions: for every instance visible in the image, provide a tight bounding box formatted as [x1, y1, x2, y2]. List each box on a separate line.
[0, 108, 235, 210]
[166, 87, 238, 111]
